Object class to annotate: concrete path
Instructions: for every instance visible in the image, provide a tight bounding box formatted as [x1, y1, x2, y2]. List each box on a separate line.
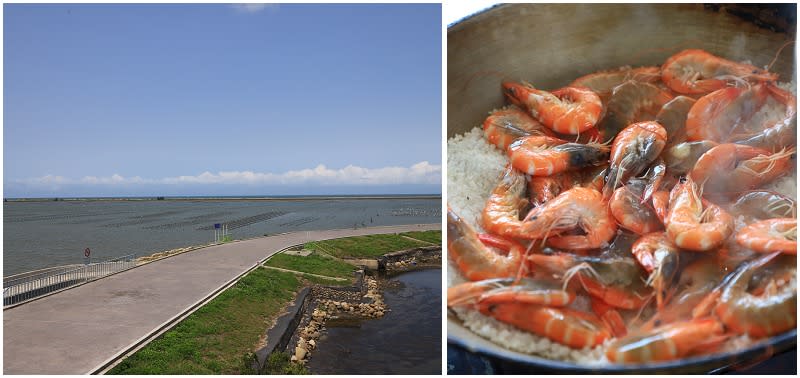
[3, 224, 440, 374]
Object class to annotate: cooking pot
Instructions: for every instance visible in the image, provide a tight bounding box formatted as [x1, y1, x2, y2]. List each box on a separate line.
[447, 3, 796, 373]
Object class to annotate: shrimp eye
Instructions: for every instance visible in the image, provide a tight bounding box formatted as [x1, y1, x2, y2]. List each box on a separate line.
[654, 319, 662, 327]
[679, 176, 687, 183]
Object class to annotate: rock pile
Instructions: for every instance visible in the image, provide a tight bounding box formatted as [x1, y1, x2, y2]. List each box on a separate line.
[384, 248, 441, 272]
[290, 276, 389, 365]
[319, 277, 387, 318]
[388, 258, 418, 270]
[291, 308, 328, 363]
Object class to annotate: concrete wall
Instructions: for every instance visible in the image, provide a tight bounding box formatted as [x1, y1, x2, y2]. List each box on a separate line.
[253, 287, 312, 372]
[253, 269, 368, 372]
[378, 246, 442, 269]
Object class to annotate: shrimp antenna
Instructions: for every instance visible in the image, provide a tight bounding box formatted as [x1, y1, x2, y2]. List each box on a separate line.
[514, 242, 537, 284]
[782, 225, 797, 241]
[766, 198, 796, 218]
[629, 294, 655, 326]
[767, 40, 795, 72]
[561, 262, 599, 291]
[718, 74, 751, 89]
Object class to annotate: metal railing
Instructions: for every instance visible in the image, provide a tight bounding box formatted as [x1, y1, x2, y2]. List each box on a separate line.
[3, 254, 136, 307]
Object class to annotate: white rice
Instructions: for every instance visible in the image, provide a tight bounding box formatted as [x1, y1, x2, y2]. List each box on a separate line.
[446, 126, 508, 231]
[447, 80, 797, 365]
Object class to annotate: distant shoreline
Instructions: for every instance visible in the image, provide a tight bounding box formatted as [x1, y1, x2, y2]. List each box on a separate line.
[4, 194, 442, 203]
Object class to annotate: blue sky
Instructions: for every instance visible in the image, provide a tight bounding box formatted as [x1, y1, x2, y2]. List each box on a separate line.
[4, 4, 442, 197]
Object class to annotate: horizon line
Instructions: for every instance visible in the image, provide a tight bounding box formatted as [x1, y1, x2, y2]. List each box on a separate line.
[4, 193, 443, 202]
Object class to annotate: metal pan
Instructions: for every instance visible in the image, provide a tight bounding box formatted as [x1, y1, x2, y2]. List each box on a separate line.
[447, 3, 796, 373]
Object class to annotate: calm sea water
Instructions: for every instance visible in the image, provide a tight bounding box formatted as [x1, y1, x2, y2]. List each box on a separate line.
[3, 197, 440, 276]
[308, 268, 442, 374]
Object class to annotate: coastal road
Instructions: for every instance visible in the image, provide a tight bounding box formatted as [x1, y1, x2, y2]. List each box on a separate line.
[3, 224, 440, 374]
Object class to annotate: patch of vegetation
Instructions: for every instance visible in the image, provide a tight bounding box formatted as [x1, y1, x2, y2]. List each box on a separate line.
[297, 272, 351, 286]
[265, 251, 356, 279]
[108, 232, 429, 375]
[264, 351, 308, 375]
[108, 268, 301, 375]
[305, 234, 430, 258]
[400, 230, 441, 245]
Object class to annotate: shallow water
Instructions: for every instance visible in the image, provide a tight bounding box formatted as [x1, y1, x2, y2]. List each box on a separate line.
[3, 198, 440, 276]
[308, 268, 442, 375]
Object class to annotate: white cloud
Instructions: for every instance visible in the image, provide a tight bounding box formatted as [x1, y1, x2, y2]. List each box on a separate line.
[13, 161, 441, 188]
[231, 4, 276, 13]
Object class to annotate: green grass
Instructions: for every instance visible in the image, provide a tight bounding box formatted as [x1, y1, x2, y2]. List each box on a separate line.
[264, 251, 356, 279]
[108, 268, 301, 375]
[304, 234, 431, 258]
[297, 273, 351, 286]
[400, 230, 441, 245]
[264, 351, 308, 374]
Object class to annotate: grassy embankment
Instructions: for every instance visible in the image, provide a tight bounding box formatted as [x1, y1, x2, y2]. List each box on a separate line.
[304, 231, 440, 258]
[400, 230, 442, 244]
[108, 231, 441, 375]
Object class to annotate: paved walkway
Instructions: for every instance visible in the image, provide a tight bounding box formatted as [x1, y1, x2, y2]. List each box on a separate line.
[3, 224, 440, 374]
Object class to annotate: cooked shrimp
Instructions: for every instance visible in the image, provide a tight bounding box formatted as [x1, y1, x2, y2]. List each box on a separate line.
[737, 84, 797, 149]
[603, 121, 668, 199]
[661, 49, 778, 95]
[521, 187, 617, 249]
[528, 171, 577, 207]
[609, 180, 663, 235]
[642, 257, 725, 328]
[448, 206, 526, 281]
[641, 158, 666, 204]
[715, 252, 797, 337]
[651, 189, 670, 224]
[736, 218, 797, 255]
[606, 318, 726, 363]
[662, 140, 719, 175]
[529, 251, 651, 310]
[527, 166, 607, 207]
[569, 66, 661, 103]
[631, 232, 681, 309]
[685, 83, 796, 149]
[590, 297, 628, 337]
[482, 165, 527, 238]
[729, 190, 797, 222]
[595, 81, 673, 142]
[476, 302, 612, 349]
[507, 136, 609, 177]
[689, 144, 795, 198]
[447, 277, 574, 307]
[528, 252, 641, 284]
[483, 106, 556, 150]
[655, 96, 696, 146]
[502, 81, 603, 134]
[573, 268, 651, 310]
[665, 178, 734, 251]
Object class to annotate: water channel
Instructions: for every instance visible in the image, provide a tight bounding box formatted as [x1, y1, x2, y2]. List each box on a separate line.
[307, 268, 441, 374]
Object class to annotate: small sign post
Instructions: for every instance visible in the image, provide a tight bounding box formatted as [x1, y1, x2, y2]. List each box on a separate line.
[214, 223, 221, 242]
[84, 247, 91, 265]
